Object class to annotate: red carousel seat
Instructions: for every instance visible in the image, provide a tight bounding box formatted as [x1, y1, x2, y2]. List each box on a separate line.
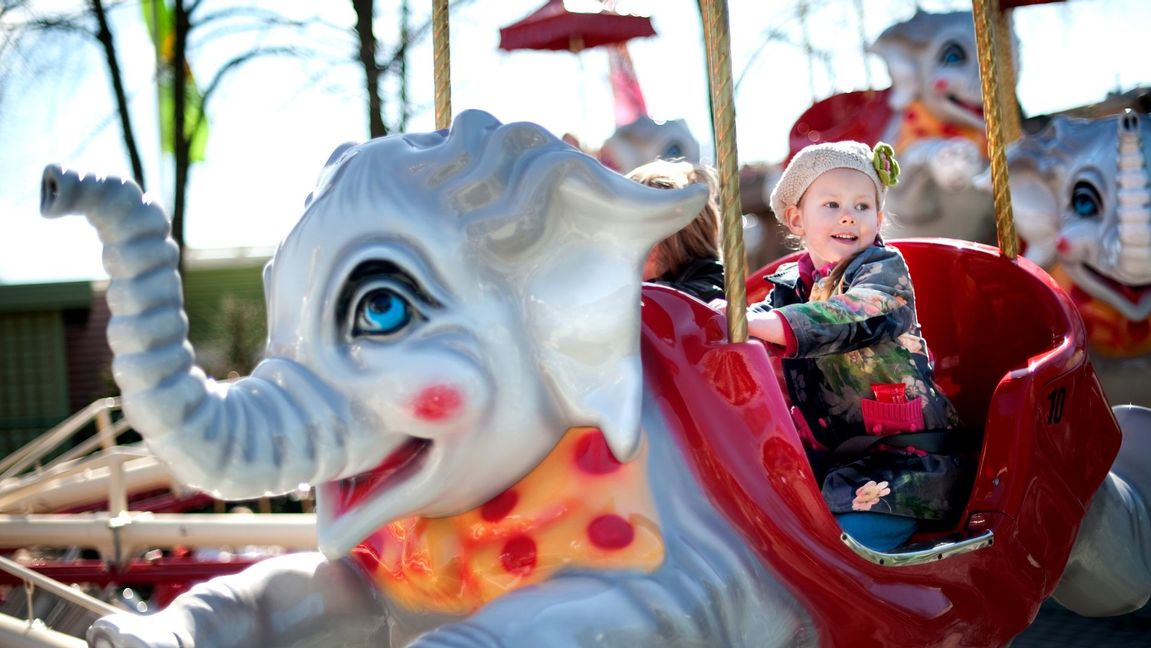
[747, 239, 1120, 549]
[640, 241, 1121, 644]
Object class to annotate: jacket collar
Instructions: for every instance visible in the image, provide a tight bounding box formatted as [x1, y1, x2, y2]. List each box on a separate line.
[765, 239, 886, 293]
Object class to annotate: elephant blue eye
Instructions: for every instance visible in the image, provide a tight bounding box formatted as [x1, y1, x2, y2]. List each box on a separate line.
[939, 42, 966, 66]
[1070, 182, 1101, 218]
[664, 142, 683, 159]
[354, 288, 414, 337]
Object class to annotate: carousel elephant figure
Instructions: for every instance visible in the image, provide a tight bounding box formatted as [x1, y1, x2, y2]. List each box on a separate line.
[41, 110, 1150, 648]
[47, 110, 809, 647]
[1007, 110, 1151, 407]
[870, 10, 998, 244]
[595, 115, 700, 175]
[783, 10, 999, 245]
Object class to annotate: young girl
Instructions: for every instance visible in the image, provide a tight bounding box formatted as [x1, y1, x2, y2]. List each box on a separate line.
[628, 159, 725, 303]
[739, 140, 964, 551]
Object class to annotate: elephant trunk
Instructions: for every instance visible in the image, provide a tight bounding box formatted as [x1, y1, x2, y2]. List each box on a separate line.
[1115, 110, 1151, 284]
[40, 166, 355, 498]
[1053, 406, 1151, 616]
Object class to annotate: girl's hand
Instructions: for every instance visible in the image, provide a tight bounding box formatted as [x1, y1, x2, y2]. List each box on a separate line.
[710, 303, 786, 347]
[852, 480, 891, 511]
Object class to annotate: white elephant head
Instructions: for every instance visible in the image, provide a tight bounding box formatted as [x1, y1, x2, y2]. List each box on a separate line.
[598, 115, 700, 174]
[870, 10, 1000, 131]
[41, 109, 706, 558]
[1007, 111, 1151, 322]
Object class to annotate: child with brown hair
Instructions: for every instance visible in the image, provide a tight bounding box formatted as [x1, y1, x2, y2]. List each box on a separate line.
[628, 159, 725, 303]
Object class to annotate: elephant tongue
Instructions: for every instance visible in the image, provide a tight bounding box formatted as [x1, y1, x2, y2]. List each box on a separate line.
[336, 438, 431, 515]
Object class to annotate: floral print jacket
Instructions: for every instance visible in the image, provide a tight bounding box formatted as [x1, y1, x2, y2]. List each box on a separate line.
[753, 244, 966, 521]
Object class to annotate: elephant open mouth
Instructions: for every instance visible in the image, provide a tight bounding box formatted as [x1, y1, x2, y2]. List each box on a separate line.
[947, 93, 984, 120]
[335, 437, 433, 516]
[1083, 263, 1151, 305]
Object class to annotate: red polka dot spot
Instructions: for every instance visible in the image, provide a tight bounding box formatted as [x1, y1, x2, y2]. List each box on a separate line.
[480, 489, 518, 522]
[573, 431, 622, 475]
[500, 534, 537, 575]
[587, 514, 635, 550]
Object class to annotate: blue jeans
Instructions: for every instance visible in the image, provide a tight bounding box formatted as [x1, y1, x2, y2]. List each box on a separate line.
[836, 512, 918, 552]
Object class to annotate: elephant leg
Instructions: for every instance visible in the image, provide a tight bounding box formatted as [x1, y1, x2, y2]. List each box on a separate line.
[1052, 405, 1151, 616]
[87, 552, 390, 648]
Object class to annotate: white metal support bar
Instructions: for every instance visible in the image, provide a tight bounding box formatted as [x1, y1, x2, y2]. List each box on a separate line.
[0, 556, 122, 618]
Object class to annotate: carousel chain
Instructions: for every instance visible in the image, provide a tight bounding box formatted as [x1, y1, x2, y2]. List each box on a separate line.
[972, 0, 1020, 259]
[701, 0, 748, 344]
[433, 0, 451, 131]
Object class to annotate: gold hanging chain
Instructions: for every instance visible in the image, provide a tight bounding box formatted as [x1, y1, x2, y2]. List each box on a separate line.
[701, 0, 748, 343]
[433, 0, 451, 130]
[972, 0, 1019, 258]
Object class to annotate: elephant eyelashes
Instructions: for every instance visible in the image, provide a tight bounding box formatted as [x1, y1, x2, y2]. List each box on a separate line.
[338, 260, 438, 340]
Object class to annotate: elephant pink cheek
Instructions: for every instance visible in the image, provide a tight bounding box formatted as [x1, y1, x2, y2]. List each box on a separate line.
[410, 385, 464, 422]
[934, 78, 949, 93]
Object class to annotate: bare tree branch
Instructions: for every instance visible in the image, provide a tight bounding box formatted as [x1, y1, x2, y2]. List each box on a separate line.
[89, 0, 145, 189]
[196, 45, 302, 124]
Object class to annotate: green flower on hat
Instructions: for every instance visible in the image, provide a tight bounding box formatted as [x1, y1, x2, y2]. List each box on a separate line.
[872, 142, 900, 187]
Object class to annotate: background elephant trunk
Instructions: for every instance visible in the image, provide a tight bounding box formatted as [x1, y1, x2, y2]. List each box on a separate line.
[40, 165, 355, 499]
[1053, 405, 1151, 616]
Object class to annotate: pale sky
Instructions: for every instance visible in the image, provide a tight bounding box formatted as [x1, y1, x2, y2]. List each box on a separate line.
[1, 0, 1148, 284]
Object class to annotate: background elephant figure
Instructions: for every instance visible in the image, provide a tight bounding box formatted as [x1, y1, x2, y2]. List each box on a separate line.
[776, 9, 998, 246]
[1007, 110, 1151, 408]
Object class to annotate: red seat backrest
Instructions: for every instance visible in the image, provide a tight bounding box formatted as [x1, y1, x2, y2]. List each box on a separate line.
[896, 240, 1066, 426]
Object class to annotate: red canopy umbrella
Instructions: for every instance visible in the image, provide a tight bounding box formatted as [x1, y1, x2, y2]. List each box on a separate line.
[498, 0, 656, 54]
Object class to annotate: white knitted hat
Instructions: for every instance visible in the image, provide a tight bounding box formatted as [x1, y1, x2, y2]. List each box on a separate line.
[769, 140, 900, 221]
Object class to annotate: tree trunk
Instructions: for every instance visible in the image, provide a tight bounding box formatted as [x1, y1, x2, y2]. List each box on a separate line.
[172, 0, 190, 270]
[89, 0, 146, 191]
[352, 0, 386, 138]
[399, 0, 410, 131]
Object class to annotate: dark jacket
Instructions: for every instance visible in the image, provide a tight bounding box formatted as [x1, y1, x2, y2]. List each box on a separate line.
[755, 244, 965, 520]
[651, 256, 725, 303]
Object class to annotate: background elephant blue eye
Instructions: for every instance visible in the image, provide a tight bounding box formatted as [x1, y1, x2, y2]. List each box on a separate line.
[1070, 181, 1102, 218]
[354, 288, 414, 336]
[663, 142, 683, 158]
[939, 42, 966, 66]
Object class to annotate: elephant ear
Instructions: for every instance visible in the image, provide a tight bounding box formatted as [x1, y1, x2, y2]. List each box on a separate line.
[869, 38, 918, 111]
[521, 167, 706, 462]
